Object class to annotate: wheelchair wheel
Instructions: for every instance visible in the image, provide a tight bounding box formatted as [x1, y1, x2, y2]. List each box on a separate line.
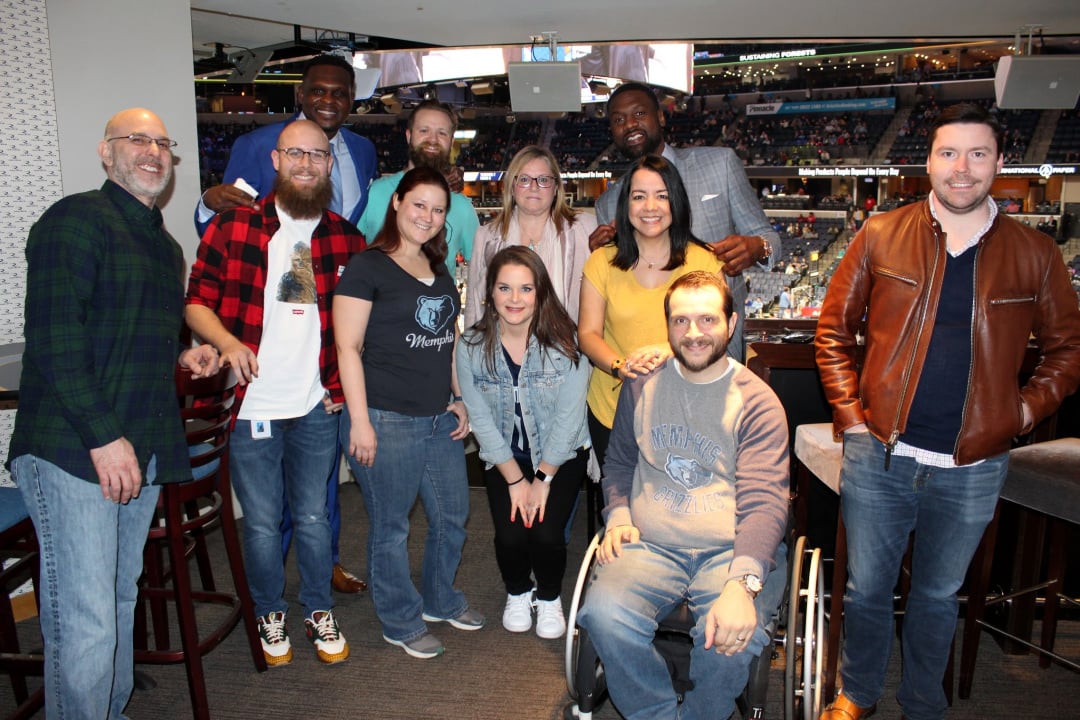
[784, 536, 825, 720]
[566, 531, 603, 697]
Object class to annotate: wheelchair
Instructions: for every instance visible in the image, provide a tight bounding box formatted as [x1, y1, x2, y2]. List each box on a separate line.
[563, 531, 825, 720]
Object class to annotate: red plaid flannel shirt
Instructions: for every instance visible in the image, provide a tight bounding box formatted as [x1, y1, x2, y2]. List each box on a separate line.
[186, 193, 365, 411]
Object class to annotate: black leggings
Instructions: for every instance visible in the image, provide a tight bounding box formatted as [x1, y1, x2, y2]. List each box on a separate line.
[484, 448, 588, 600]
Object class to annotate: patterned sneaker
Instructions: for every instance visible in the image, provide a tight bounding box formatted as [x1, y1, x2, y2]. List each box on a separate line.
[422, 607, 486, 631]
[305, 609, 349, 664]
[257, 611, 293, 667]
[502, 591, 534, 633]
[535, 597, 566, 640]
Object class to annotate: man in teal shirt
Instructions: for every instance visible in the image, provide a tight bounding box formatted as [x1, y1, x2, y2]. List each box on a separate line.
[357, 100, 476, 278]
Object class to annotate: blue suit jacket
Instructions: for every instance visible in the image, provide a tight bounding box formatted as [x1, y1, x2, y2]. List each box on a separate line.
[194, 117, 377, 236]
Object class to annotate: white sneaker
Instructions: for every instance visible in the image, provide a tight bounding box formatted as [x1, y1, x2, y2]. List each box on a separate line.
[535, 597, 566, 639]
[502, 591, 534, 633]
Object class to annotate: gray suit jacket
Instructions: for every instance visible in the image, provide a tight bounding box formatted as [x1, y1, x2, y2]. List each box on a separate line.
[595, 144, 781, 362]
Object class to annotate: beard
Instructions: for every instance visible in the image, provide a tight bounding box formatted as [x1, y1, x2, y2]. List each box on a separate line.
[617, 130, 663, 160]
[408, 143, 451, 173]
[672, 336, 728, 373]
[273, 172, 332, 220]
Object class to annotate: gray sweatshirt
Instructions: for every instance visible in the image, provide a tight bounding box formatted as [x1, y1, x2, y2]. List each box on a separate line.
[603, 359, 789, 582]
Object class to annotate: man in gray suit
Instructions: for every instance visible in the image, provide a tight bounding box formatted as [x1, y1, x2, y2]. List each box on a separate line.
[591, 83, 781, 362]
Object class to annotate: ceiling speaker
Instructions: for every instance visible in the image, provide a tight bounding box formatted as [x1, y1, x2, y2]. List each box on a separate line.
[994, 55, 1080, 109]
[508, 62, 582, 113]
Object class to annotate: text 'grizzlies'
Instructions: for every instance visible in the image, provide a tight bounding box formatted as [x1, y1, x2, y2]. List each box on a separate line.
[653, 486, 727, 514]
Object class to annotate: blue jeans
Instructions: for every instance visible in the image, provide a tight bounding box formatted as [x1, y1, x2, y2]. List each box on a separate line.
[12, 454, 161, 720]
[281, 441, 343, 565]
[838, 432, 1007, 720]
[578, 540, 786, 720]
[342, 407, 469, 643]
[230, 403, 337, 617]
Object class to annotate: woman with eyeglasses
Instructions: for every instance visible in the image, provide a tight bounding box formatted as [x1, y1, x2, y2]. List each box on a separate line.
[578, 154, 724, 476]
[463, 145, 596, 327]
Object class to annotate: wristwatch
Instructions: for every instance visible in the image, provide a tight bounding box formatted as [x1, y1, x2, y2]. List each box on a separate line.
[535, 469, 552, 484]
[758, 237, 773, 263]
[610, 357, 625, 376]
[732, 573, 763, 598]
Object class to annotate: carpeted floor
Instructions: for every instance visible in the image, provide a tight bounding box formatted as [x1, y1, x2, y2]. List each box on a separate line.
[3, 483, 1077, 719]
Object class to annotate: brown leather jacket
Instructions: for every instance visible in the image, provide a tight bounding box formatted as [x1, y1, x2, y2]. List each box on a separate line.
[815, 200, 1080, 466]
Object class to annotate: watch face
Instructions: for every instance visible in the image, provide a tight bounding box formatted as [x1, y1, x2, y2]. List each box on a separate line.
[745, 574, 763, 593]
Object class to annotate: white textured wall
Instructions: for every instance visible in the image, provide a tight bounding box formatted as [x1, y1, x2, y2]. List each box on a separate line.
[46, 0, 203, 263]
[0, 0, 202, 486]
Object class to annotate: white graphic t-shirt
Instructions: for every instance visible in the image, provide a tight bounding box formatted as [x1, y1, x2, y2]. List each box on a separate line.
[238, 207, 325, 420]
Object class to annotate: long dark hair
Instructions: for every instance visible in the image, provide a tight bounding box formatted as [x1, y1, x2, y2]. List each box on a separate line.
[370, 166, 450, 275]
[465, 245, 580, 375]
[611, 154, 709, 271]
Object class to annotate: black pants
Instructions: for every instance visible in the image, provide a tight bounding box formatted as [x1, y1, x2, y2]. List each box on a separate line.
[484, 448, 588, 600]
[586, 410, 612, 532]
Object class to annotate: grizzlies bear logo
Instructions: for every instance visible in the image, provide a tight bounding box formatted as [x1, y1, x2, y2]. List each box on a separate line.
[664, 453, 714, 491]
[415, 295, 455, 334]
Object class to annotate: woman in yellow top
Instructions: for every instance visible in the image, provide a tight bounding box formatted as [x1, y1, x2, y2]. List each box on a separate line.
[578, 154, 723, 472]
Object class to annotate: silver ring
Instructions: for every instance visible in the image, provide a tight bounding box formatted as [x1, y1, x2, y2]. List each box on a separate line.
[736, 635, 747, 641]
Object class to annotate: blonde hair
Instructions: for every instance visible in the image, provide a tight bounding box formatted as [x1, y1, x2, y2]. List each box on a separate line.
[496, 145, 578, 238]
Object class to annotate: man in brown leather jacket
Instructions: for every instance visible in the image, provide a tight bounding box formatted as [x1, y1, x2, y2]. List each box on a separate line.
[814, 103, 1080, 720]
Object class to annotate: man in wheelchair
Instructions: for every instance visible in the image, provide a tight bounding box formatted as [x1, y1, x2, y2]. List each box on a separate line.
[577, 271, 789, 720]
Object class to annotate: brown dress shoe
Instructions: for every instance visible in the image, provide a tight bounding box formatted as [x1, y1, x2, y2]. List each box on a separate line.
[819, 692, 877, 720]
[332, 563, 368, 593]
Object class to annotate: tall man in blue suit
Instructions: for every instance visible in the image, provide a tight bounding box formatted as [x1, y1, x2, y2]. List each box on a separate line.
[195, 54, 378, 236]
[590, 83, 781, 364]
[195, 54, 377, 594]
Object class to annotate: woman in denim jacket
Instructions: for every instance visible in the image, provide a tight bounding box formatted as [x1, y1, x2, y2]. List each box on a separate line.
[456, 246, 590, 640]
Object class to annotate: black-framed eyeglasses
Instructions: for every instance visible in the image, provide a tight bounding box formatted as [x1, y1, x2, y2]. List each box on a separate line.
[514, 174, 556, 189]
[276, 147, 332, 164]
[106, 133, 177, 151]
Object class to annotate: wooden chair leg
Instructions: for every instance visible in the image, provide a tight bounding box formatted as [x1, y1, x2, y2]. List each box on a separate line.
[185, 499, 216, 592]
[218, 480, 268, 673]
[1005, 509, 1046, 654]
[140, 519, 172, 653]
[165, 488, 211, 720]
[1039, 518, 1067, 669]
[0, 602, 29, 704]
[959, 505, 1000, 699]
[944, 633, 954, 705]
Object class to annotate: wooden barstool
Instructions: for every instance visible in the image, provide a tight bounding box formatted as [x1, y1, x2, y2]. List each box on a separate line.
[134, 368, 267, 720]
[959, 437, 1080, 698]
[0, 486, 44, 720]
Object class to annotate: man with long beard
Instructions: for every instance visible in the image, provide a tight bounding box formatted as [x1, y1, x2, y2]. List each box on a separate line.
[578, 271, 789, 720]
[197, 54, 375, 596]
[186, 120, 365, 667]
[357, 100, 477, 275]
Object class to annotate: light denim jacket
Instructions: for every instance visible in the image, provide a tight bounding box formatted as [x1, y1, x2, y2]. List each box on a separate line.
[456, 330, 590, 471]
